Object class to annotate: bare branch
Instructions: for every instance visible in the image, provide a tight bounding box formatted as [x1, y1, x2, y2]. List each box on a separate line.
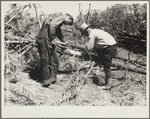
[5, 5, 28, 25]
[32, 4, 41, 28]
[79, 3, 85, 23]
[86, 4, 91, 24]
[5, 24, 36, 40]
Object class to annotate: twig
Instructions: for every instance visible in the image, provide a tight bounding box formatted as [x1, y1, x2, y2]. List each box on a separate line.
[86, 4, 91, 24]
[14, 42, 35, 55]
[79, 3, 85, 23]
[71, 26, 78, 50]
[11, 86, 37, 105]
[85, 62, 94, 77]
[77, 62, 95, 91]
[5, 5, 28, 25]
[61, 67, 81, 98]
[32, 4, 41, 28]
[5, 24, 36, 40]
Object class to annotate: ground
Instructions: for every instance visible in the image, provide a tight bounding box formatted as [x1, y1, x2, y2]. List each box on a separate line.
[4, 47, 147, 106]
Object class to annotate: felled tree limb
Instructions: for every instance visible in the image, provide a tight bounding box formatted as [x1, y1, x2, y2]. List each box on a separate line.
[61, 67, 81, 99]
[115, 56, 146, 67]
[5, 5, 28, 25]
[32, 4, 41, 28]
[4, 34, 35, 44]
[76, 62, 95, 91]
[112, 60, 146, 74]
[79, 3, 85, 23]
[5, 34, 146, 71]
[86, 4, 91, 24]
[4, 40, 34, 44]
[14, 43, 34, 54]
[5, 24, 36, 40]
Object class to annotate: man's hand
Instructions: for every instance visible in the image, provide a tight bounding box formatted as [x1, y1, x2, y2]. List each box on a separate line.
[81, 50, 88, 57]
[81, 46, 88, 57]
[36, 38, 42, 44]
[64, 41, 69, 47]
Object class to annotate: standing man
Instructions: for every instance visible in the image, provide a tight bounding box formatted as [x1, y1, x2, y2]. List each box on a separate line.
[79, 23, 117, 89]
[36, 12, 73, 87]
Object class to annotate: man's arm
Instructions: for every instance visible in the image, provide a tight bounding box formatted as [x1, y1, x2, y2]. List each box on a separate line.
[46, 13, 66, 41]
[86, 34, 95, 50]
[56, 27, 65, 42]
[81, 34, 95, 57]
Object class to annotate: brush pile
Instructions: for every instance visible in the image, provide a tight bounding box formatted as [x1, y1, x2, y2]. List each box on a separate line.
[4, 3, 147, 106]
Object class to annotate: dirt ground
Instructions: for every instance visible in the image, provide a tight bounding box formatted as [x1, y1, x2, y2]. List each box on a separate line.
[4, 47, 147, 106]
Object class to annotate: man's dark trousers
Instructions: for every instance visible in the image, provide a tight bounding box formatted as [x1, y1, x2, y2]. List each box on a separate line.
[95, 44, 117, 79]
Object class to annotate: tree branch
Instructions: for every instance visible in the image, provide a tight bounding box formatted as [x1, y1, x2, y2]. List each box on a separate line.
[86, 4, 91, 24]
[5, 5, 28, 25]
[32, 4, 41, 29]
[79, 3, 85, 23]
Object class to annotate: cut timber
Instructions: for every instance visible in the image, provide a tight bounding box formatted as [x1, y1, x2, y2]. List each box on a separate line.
[4, 34, 35, 43]
[115, 56, 146, 67]
[112, 59, 146, 74]
[66, 49, 81, 56]
[56, 48, 82, 56]
[4, 40, 34, 44]
[4, 34, 146, 70]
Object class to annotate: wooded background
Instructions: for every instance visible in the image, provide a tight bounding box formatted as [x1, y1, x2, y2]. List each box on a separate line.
[3, 3, 147, 107]
[4, 3, 147, 52]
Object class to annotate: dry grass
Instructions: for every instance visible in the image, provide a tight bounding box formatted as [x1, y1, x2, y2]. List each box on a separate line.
[4, 44, 147, 106]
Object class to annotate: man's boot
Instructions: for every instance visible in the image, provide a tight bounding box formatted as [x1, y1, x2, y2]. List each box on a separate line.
[99, 77, 112, 90]
[105, 77, 111, 89]
[96, 75, 105, 86]
[42, 65, 56, 87]
[50, 64, 57, 84]
[42, 63, 53, 87]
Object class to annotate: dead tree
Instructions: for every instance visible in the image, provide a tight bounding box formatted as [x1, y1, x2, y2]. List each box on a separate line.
[79, 3, 85, 23]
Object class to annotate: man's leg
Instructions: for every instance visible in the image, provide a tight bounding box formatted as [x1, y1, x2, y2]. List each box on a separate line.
[37, 37, 55, 86]
[101, 45, 117, 88]
[49, 45, 59, 84]
[95, 49, 106, 86]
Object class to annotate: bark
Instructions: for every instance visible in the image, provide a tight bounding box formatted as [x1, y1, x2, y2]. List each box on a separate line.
[32, 4, 41, 28]
[112, 60, 146, 74]
[4, 34, 146, 74]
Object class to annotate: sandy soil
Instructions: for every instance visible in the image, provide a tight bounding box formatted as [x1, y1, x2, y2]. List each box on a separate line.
[4, 52, 147, 106]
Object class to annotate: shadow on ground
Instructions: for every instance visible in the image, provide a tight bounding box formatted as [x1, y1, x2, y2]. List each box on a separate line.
[23, 68, 42, 82]
[23, 67, 73, 83]
[92, 75, 105, 86]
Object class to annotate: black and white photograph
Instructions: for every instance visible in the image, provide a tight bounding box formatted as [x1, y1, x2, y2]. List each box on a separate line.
[1, 1, 149, 118]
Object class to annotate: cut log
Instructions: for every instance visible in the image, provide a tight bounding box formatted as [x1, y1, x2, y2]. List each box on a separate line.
[4, 40, 34, 44]
[115, 56, 146, 66]
[56, 48, 81, 56]
[4, 34, 146, 70]
[112, 59, 146, 74]
[4, 34, 35, 43]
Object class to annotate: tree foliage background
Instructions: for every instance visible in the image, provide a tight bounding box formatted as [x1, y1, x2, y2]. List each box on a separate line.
[3, 3, 147, 107]
[4, 3, 147, 55]
[74, 3, 147, 54]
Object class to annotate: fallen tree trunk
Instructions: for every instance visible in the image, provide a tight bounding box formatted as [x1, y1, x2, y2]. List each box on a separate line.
[4, 40, 34, 44]
[58, 49, 146, 74]
[4, 38, 147, 67]
[111, 63, 146, 74]
[65, 43, 146, 67]
[112, 59, 146, 74]
[4, 34, 146, 74]
[4, 34, 35, 43]
[115, 56, 146, 67]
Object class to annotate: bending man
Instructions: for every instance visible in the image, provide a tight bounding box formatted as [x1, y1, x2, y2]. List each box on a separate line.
[79, 23, 117, 89]
[36, 12, 73, 87]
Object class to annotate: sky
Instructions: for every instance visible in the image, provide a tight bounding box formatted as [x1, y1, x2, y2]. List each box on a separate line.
[2, 1, 147, 19]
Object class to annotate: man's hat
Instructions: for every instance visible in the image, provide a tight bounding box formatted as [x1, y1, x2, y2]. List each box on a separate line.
[79, 23, 91, 35]
[65, 13, 74, 24]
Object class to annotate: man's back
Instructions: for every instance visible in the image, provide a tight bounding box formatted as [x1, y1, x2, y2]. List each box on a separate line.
[90, 29, 116, 46]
